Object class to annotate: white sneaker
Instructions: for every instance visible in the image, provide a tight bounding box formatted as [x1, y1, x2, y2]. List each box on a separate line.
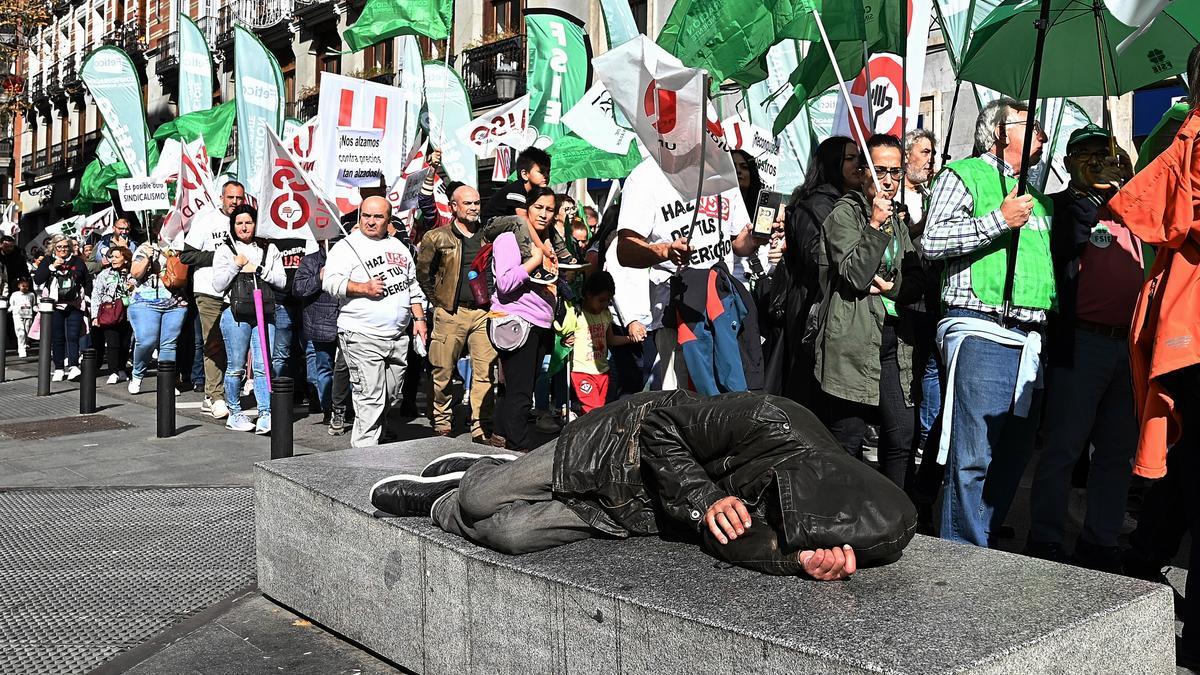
[107, 372, 119, 385]
[226, 412, 255, 432]
[201, 397, 213, 413]
[17, 347, 26, 358]
[66, 366, 81, 381]
[210, 399, 229, 419]
[128, 377, 142, 395]
[175, 387, 182, 397]
[51, 369, 64, 382]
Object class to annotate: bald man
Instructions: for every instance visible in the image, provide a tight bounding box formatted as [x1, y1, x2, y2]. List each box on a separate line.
[324, 196, 428, 447]
[415, 184, 498, 444]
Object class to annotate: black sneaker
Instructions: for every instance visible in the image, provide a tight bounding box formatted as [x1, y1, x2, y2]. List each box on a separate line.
[329, 408, 348, 436]
[420, 451, 517, 478]
[1023, 540, 1069, 564]
[528, 266, 558, 285]
[370, 473, 464, 516]
[1072, 539, 1123, 574]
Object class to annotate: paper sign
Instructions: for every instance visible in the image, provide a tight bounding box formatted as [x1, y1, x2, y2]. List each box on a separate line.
[117, 178, 170, 211]
[335, 126, 385, 188]
[388, 168, 431, 212]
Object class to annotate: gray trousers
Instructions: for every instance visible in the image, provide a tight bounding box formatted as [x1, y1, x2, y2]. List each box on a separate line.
[431, 441, 594, 555]
[340, 331, 409, 448]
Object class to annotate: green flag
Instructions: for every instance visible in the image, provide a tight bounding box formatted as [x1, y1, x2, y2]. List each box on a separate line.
[81, 46, 150, 178]
[423, 60, 477, 188]
[343, 0, 453, 52]
[234, 25, 284, 197]
[526, 10, 590, 148]
[657, 0, 777, 88]
[774, 0, 868, 43]
[72, 137, 161, 214]
[152, 100, 237, 158]
[545, 133, 640, 184]
[178, 15, 214, 116]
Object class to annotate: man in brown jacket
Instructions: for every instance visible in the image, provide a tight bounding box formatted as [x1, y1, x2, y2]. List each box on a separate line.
[416, 184, 497, 443]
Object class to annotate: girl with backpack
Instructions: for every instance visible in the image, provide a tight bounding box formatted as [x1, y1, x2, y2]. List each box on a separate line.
[212, 205, 286, 435]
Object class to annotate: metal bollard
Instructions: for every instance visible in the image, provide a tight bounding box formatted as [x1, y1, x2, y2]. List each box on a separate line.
[0, 298, 8, 383]
[270, 376, 294, 459]
[37, 302, 52, 396]
[79, 349, 97, 414]
[156, 361, 176, 438]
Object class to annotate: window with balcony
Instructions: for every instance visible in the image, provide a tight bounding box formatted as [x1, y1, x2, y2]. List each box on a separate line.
[484, 0, 523, 39]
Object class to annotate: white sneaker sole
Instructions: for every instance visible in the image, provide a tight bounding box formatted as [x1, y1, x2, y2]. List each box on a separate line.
[368, 471, 465, 501]
[420, 452, 517, 476]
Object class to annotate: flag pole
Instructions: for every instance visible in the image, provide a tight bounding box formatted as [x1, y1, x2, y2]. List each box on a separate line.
[1003, 0, 1052, 327]
[861, 42, 875, 130]
[899, 0, 908, 209]
[812, 10, 881, 194]
[683, 71, 711, 253]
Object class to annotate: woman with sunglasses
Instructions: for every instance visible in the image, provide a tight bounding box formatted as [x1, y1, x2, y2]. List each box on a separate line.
[812, 134, 925, 490]
[32, 235, 91, 381]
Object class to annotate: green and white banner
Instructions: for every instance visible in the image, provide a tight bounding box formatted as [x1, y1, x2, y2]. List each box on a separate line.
[178, 15, 213, 116]
[81, 46, 149, 178]
[747, 41, 809, 195]
[932, 0, 1001, 105]
[525, 9, 590, 148]
[423, 60, 477, 187]
[234, 24, 285, 198]
[599, 0, 639, 49]
[398, 36, 425, 161]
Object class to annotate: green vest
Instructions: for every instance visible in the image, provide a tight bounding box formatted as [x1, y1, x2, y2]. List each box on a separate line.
[944, 157, 1056, 311]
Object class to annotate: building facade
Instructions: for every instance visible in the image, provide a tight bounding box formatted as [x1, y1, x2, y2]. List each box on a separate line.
[7, 0, 1158, 243]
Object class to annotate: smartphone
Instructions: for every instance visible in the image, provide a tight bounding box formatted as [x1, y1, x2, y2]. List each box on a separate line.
[752, 189, 784, 241]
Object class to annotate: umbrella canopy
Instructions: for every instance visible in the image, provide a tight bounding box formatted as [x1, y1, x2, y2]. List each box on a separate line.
[958, 0, 1199, 99]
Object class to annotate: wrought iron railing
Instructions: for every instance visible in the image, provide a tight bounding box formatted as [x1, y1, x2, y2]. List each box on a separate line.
[103, 17, 146, 55]
[47, 141, 64, 174]
[217, 0, 293, 44]
[460, 35, 525, 109]
[44, 66, 61, 99]
[156, 30, 179, 75]
[28, 73, 43, 104]
[300, 94, 319, 121]
[61, 58, 80, 94]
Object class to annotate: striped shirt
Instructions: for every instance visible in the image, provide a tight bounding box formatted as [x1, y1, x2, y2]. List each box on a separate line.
[919, 153, 1047, 325]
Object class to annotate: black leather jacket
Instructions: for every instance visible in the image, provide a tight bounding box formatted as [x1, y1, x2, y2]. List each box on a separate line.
[552, 391, 917, 574]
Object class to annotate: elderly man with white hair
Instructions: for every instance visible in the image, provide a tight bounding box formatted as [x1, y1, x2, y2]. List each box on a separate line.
[919, 97, 1051, 548]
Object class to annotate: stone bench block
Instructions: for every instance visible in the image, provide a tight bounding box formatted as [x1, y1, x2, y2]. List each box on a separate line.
[255, 439, 1174, 674]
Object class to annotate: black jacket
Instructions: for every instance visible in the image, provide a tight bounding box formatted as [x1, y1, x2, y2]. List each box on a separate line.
[293, 247, 339, 343]
[1048, 189, 1105, 367]
[552, 391, 917, 574]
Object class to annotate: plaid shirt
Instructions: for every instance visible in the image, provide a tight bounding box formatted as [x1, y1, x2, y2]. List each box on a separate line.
[919, 153, 1047, 325]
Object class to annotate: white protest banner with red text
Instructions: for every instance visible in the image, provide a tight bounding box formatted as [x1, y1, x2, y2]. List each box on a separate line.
[260, 124, 341, 242]
[315, 73, 416, 215]
[455, 94, 530, 158]
[161, 139, 220, 247]
[285, 117, 319, 173]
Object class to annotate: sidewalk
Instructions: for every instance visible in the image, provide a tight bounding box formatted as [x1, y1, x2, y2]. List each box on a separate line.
[0, 356, 401, 674]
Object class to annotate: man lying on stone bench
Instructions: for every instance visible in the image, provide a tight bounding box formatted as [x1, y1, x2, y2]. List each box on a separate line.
[371, 391, 918, 581]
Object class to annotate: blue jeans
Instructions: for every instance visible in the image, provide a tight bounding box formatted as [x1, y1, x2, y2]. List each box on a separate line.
[1028, 330, 1137, 548]
[940, 309, 1044, 547]
[220, 308, 275, 416]
[304, 335, 336, 412]
[918, 352, 942, 448]
[128, 301, 188, 379]
[272, 302, 298, 379]
[50, 306, 85, 369]
[190, 309, 205, 385]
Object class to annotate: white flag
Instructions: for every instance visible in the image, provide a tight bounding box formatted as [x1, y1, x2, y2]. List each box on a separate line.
[259, 124, 341, 242]
[161, 139, 220, 247]
[455, 94, 531, 158]
[562, 82, 636, 154]
[593, 35, 737, 199]
[1104, 0, 1172, 26]
[284, 117, 319, 174]
[79, 206, 116, 241]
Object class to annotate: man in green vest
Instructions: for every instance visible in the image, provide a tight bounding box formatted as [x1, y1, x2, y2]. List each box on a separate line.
[918, 97, 1054, 547]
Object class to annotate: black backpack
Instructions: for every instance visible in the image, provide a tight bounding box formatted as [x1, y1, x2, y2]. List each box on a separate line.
[228, 242, 276, 324]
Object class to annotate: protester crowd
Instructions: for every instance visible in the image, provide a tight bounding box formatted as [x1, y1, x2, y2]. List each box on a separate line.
[7, 42, 1200, 653]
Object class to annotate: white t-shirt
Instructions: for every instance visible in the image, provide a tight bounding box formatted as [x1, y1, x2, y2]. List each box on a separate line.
[323, 231, 426, 339]
[617, 158, 750, 330]
[183, 207, 231, 298]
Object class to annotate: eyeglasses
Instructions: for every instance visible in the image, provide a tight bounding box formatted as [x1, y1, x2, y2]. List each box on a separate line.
[865, 166, 904, 179]
[1003, 119, 1044, 134]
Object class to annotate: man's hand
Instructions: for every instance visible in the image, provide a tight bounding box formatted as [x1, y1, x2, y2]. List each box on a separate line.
[412, 316, 428, 344]
[563, 334, 575, 347]
[350, 276, 386, 299]
[870, 196, 894, 229]
[705, 496, 752, 545]
[428, 149, 442, 170]
[799, 545, 857, 581]
[627, 321, 647, 343]
[1000, 186, 1034, 229]
[663, 237, 691, 266]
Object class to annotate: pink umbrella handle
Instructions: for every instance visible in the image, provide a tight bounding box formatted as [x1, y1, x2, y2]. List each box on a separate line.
[253, 288, 273, 393]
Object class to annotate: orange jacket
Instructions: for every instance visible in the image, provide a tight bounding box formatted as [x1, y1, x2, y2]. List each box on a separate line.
[1108, 111, 1200, 478]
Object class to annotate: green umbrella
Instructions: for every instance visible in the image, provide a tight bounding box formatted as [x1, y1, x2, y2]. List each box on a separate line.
[958, 0, 1200, 100]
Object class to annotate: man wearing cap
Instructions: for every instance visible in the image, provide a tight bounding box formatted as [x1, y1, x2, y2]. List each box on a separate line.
[919, 97, 1052, 547]
[1024, 125, 1142, 572]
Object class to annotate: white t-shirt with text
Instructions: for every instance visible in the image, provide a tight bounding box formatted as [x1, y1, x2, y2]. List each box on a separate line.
[322, 231, 426, 339]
